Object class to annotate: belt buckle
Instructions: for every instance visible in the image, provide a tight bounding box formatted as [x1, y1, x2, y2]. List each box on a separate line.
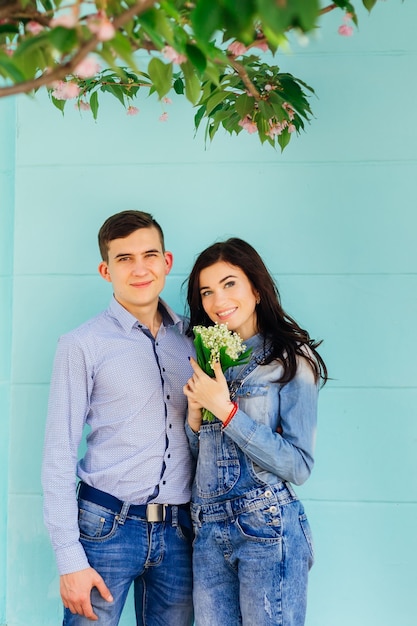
[146, 503, 166, 522]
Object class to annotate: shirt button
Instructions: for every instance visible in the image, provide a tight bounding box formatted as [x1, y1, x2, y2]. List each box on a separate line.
[269, 505, 277, 513]
[169, 424, 172, 429]
[167, 454, 171, 459]
[167, 394, 170, 400]
[163, 480, 166, 485]
[264, 490, 272, 498]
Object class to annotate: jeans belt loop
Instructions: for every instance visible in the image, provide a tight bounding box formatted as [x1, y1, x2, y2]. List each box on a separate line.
[117, 501, 130, 526]
[146, 503, 167, 522]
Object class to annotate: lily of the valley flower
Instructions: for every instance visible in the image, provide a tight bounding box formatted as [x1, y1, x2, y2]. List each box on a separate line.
[193, 323, 252, 422]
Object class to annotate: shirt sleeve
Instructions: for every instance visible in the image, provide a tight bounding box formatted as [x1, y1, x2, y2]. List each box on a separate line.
[185, 420, 200, 459]
[223, 357, 318, 486]
[41, 335, 92, 575]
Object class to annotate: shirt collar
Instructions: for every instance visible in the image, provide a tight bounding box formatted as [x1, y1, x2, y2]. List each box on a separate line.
[107, 296, 184, 335]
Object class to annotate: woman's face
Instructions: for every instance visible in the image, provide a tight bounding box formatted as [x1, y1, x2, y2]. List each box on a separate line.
[198, 261, 259, 340]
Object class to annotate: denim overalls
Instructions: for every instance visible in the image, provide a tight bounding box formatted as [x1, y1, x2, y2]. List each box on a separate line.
[187, 334, 318, 626]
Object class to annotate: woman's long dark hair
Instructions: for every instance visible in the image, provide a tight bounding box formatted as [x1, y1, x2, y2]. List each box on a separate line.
[186, 238, 328, 386]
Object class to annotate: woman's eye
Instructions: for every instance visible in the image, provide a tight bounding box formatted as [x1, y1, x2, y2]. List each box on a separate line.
[225, 281, 235, 288]
[201, 290, 212, 298]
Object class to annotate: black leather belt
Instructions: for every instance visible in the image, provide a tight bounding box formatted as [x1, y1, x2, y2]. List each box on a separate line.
[78, 482, 190, 523]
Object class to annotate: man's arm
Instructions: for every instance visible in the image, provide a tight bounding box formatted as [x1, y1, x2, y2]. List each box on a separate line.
[42, 335, 113, 616]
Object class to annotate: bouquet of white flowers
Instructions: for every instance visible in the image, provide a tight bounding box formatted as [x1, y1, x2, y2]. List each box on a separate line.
[193, 323, 252, 422]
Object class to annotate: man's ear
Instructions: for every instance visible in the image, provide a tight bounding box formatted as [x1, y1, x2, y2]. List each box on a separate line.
[98, 261, 112, 282]
[164, 251, 174, 275]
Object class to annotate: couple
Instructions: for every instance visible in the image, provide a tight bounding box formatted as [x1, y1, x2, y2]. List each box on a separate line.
[42, 210, 327, 626]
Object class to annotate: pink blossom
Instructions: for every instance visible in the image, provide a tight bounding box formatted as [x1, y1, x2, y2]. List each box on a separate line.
[5, 47, 14, 57]
[75, 100, 91, 111]
[288, 123, 296, 133]
[162, 97, 172, 105]
[282, 102, 295, 121]
[26, 21, 44, 35]
[227, 41, 247, 56]
[264, 84, 273, 92]
[162, 46, 187, 65]
[159, 112, 168, 122]
[127, 106, 139, 116]
[87, 14, 116, 41]
[51, 13, 78, 29]
[267, 120, 286, 137]
[238, 116, 258, 134]
[338, 24, 353, 37]
[74, 57, 100, 79]
[253, 41, 269, 52]
[51, 80, 81, 100]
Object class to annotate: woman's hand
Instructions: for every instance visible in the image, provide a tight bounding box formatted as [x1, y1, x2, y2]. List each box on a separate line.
[186, 397, 203, 433]
[183, 358, 235, 424]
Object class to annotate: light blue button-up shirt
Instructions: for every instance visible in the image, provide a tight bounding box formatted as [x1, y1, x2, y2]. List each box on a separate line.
[42, 297, 195, 575]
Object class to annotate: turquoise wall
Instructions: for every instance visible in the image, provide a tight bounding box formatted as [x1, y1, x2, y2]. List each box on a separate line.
[1, 2, 416, 624]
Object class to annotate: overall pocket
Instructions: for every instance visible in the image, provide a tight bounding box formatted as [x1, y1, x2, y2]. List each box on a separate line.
[196, 422, 240, 498]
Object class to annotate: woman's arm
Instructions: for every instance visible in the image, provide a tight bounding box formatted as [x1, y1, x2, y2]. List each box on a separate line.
[224, 358, 318, 485]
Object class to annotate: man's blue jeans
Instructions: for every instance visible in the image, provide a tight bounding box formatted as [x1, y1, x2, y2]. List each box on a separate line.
[63, 497, 193, 626]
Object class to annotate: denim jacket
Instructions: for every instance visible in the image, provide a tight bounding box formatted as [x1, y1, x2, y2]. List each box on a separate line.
[185, 333, 319, 487]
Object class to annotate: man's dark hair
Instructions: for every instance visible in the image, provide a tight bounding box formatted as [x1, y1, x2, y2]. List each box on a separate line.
[98, 210, 165, 261]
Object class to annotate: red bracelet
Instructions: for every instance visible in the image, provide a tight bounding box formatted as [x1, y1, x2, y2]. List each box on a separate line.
[222, 401, 238, 428]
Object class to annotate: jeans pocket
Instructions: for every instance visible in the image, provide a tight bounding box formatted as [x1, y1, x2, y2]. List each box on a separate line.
[236, 507, 282, 543]
[299, 512, 315, 564]
[78, 505, 118, 542]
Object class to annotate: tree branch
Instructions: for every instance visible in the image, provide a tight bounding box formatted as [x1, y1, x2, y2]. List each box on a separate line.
[0, 0, 157, 98]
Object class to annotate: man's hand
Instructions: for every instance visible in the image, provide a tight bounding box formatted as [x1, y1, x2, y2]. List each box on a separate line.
[60, 567, 113, 621]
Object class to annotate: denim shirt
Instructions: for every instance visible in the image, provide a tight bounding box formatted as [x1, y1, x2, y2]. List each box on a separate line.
[186, 333, 319, 487]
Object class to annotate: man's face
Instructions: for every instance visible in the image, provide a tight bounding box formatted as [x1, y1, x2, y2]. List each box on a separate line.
[98, 226, 173, 318]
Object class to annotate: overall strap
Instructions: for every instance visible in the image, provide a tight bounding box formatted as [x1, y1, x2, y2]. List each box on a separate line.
[228, 343, 273, 400]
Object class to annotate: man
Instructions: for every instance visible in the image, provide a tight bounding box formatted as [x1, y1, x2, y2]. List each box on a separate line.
[42, 210, 195, 625]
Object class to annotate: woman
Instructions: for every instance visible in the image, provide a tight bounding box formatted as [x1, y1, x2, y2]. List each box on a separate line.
[183, 238, 327, 626]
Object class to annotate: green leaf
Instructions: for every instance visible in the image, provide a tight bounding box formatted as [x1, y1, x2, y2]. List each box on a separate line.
[193, 333, 213, 376]
[48, 27, 77, 54]
[51, 95, 66, 114]
[0, 55, 26, 83]
[90, 91, 99, 120]
[362, 0, 377, 11]
[100, 82, 126, 107]
[14, 32, 49, 58]
[173, 77, 184, 94]
[203, 64, 220, 87]
[205, 89, 230, 116]
[235, 93, 254, 118]
[191, 0, 222, 45]
[278, 130, 291, 152]
[182, 61, 201, 105]
[109, 32, 138, 71]
[138, 10, 166, 48]
[194, 105, 206, 131]
[0, 24, 19, 35]
[258, 99, 275, 121]
[147, 57, 173, 99]
[185, 43, 207, 76]
[257, 0, 320, 34]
